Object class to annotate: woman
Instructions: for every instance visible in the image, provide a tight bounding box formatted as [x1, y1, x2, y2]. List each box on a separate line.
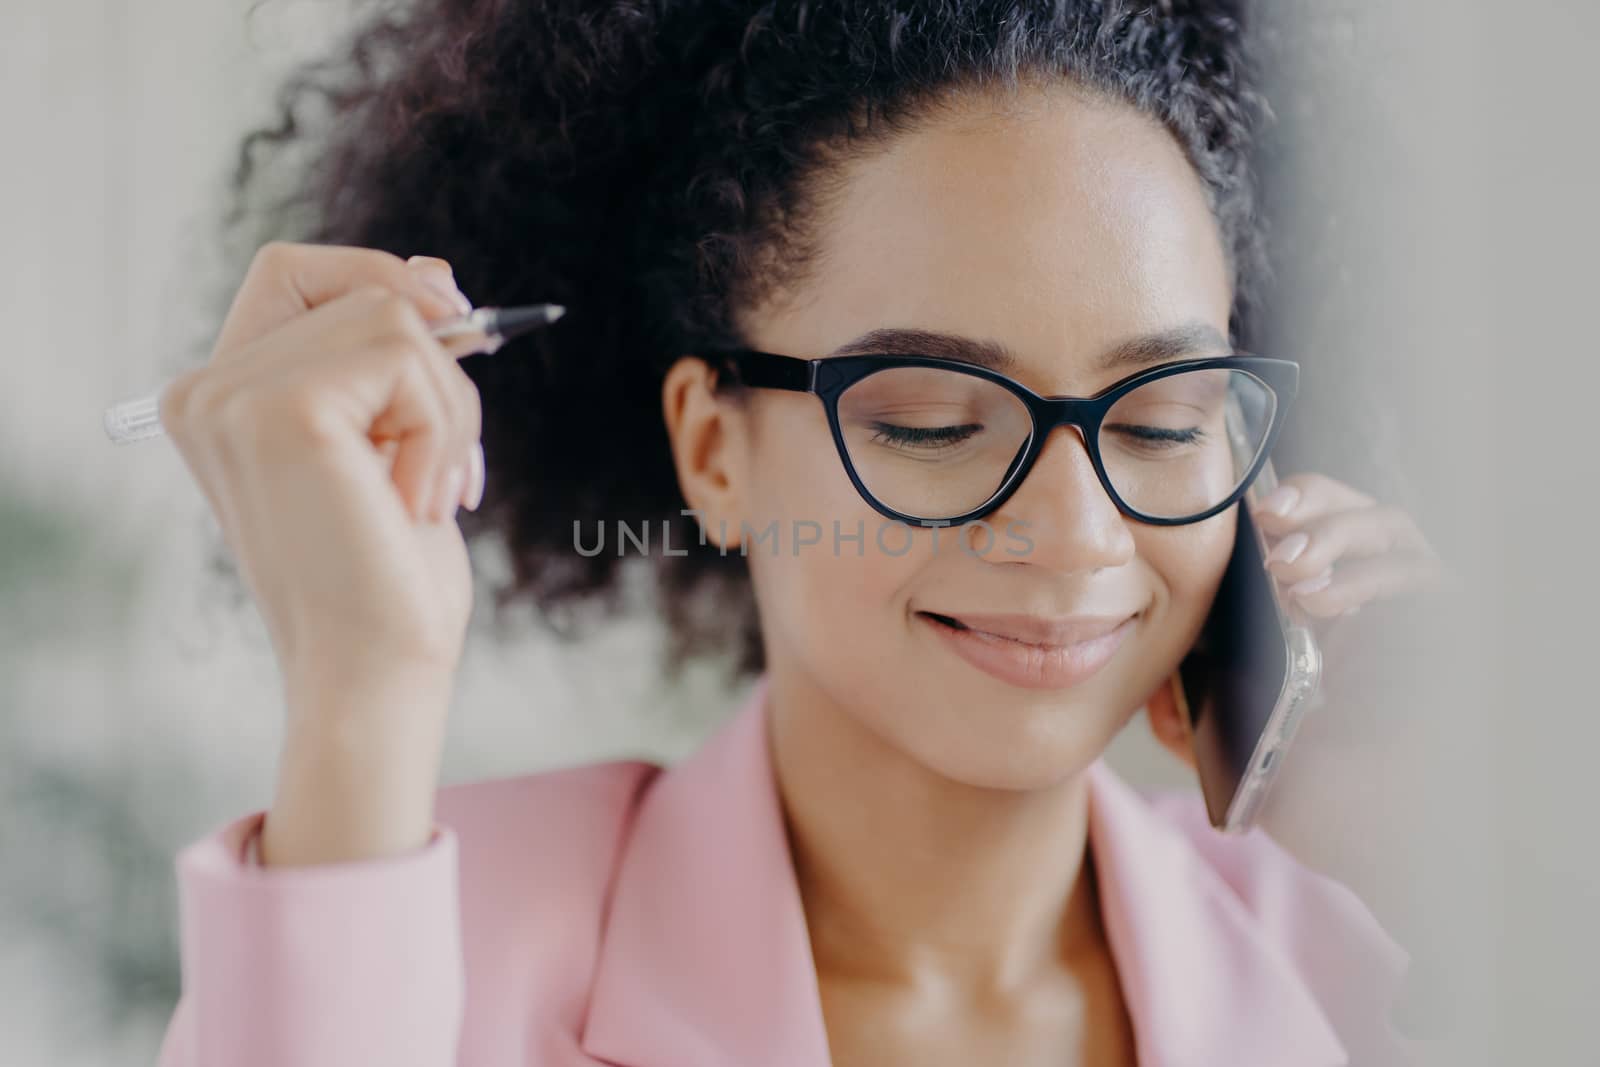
[156, 1, 1442, 1064]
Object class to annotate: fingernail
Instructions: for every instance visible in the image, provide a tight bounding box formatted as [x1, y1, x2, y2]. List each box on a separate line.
[438, 463, 465, 521]
[1258, 485, 1300, 517]
[1290, 568, 1334, 597]
[463, 441, 485, 512]
[1266, 531, 1309, 565]
[407, 258, 473, 316]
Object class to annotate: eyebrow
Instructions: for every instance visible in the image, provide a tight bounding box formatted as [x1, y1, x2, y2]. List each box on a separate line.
[827, 321, 1232, 373]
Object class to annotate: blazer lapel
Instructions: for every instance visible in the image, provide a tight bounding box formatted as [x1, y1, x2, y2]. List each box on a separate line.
[580, 675, 831, 1067]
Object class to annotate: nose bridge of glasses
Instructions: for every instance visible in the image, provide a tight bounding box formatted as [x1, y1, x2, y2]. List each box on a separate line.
[1015, 394, 1124, 499]
[1032, 396, 1099, 444]
[1027, 400, 1102, 477]
[998, 401, 1123, 529]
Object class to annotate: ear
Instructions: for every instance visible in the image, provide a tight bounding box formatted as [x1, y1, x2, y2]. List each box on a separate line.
[1145, 671, 1199, 771]
[662, 355, 746, 550]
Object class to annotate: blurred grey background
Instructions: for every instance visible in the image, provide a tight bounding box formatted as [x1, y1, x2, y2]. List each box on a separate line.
[0, 1, 1593, 1064]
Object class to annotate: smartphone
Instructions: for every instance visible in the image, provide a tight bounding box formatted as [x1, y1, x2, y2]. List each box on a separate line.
[1176, 414, 1323, 833]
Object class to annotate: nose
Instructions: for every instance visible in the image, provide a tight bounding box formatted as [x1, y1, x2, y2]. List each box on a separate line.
[982, 425, 1136, 573]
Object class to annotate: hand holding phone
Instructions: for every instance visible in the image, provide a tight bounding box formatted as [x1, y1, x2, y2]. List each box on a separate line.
[1175, 453, 1463, 1036]
[1178, 455, 1324, 832]
[1175, 387, 1447, 832]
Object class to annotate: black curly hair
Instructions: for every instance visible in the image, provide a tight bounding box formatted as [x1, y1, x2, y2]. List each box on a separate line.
[215, 0, 1275, 682]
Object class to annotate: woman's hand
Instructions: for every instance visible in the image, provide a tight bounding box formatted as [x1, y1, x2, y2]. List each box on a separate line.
[1239, 471, 1470, 1033]
[160, 241, 487, 863]
[164, 241, 484, 682]
[1251, 471, 1448, 619]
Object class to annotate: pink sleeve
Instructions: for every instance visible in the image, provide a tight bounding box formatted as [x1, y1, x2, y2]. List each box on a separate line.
[157, 810, 465, 1067]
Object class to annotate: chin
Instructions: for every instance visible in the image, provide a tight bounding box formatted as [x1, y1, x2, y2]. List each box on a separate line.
[878, 683, 1133, 793]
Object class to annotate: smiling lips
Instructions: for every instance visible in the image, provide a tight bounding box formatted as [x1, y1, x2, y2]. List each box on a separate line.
[919, 610, 1138, 690]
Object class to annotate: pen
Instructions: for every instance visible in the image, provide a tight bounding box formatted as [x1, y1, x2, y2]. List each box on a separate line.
[102, 302, 566, 445]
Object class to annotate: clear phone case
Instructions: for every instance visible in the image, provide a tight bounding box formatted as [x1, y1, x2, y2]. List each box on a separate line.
[1217, 455, 1324, 833]
[1181, 386, 1325, 833]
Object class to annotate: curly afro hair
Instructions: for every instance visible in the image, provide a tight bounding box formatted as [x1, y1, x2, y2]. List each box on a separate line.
[216, 0, 1275, 683]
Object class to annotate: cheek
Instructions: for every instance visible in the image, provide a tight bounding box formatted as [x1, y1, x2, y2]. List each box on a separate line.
[1139, 506, 1237, 635]
[738, 397, 867, 545]
[740, 401, 922, 642]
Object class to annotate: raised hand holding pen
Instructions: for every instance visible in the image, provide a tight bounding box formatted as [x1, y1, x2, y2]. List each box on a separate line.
[152, 241, 561, 866]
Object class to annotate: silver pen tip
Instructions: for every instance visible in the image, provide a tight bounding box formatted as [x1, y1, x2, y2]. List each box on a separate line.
[486, 303, 567, 345]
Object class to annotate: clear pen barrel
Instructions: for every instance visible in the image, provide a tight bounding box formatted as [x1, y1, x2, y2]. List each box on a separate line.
[104, 392, 162, 444]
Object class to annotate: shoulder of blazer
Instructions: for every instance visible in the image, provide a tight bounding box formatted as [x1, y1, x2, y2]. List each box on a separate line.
[1142, 785, 1372, 935]
[1142, 784, 1412, 1062]
[432, 759, 666, 1038]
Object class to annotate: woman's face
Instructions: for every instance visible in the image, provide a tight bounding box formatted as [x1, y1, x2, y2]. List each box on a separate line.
[679, 83, 1237, 789]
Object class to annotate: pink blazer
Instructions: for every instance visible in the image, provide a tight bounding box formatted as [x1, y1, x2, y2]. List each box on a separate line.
[157, 674, 1418, 1066]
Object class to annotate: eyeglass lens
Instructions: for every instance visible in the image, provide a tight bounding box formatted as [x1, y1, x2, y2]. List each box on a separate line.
[833, 365, 1276, 521]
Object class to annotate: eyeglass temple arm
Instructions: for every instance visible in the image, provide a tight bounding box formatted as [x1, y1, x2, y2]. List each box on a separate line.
[711, 349, 815, 393]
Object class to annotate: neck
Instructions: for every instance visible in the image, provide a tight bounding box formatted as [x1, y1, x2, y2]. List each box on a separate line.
[766, 669, 1106, 998]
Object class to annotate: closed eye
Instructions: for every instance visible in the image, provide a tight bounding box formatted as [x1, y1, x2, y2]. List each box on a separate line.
[1104, 422, 1206, 448]
[869, 422, 983, 450]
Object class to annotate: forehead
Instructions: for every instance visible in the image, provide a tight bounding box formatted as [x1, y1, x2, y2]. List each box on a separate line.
[752, 83, 1234, 393]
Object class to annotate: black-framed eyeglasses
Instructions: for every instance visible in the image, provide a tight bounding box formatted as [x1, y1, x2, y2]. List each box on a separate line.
[702, 347, 1299, 528]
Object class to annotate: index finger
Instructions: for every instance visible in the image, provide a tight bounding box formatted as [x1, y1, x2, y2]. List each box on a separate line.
[211, 241, 466, 359]
[1252, 470, 1379, 533]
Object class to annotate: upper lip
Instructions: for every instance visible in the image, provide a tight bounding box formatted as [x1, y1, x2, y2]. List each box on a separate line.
[925, 611, 1138, 647]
